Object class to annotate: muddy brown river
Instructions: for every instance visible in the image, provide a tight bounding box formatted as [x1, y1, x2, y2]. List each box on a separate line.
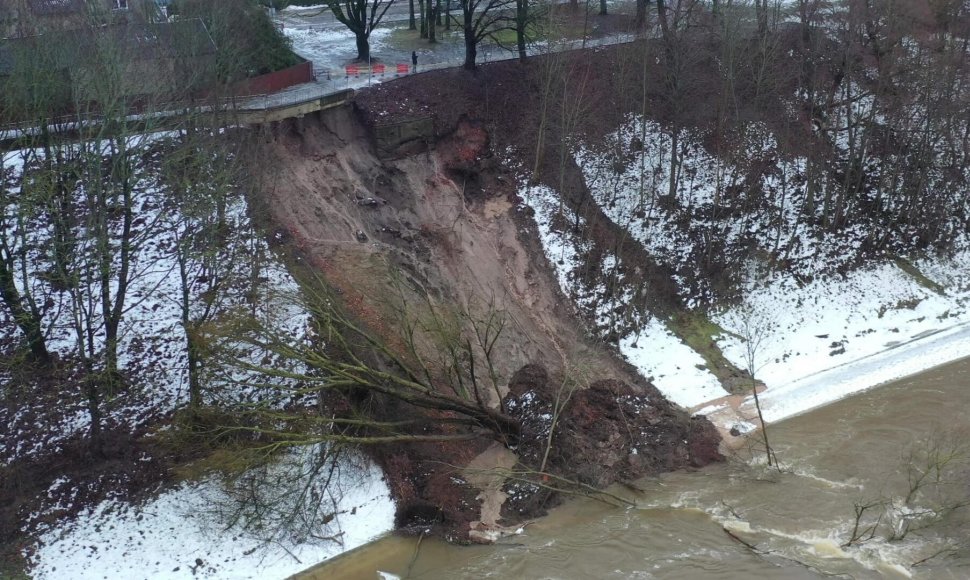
[300, 358, 970, 579]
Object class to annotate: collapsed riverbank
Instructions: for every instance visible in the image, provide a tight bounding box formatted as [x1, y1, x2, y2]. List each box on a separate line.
[15, 13, 970, 577]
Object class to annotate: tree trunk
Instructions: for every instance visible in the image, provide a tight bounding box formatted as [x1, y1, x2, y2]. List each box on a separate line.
[445, 0, 451, 29]
[409, 0, 417, 29]
[635, 0, 647, 29]
[751, 383, 775, 467]
[756, 0, 768, 38]
[101, 144, 134, 389]
[657, 0, 672, 45]
[187, 330, 203, 409]
[0, 256, 50, 363]
[463, 18, 477, 69]
[84, 371, 104, 458]
[516, 0, 528, 61]
[429, 5, 438, 42]
[420, 0, 428, 38]
[668, 129, 679, 199]
[355, 33, 370, 61]
[42, 130, 76, 290]
[599, 0, 607, 16]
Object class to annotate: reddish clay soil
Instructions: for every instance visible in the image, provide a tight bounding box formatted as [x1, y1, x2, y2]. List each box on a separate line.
[250, 50, 726, 538]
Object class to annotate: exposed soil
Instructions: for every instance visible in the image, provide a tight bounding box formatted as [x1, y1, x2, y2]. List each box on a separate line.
[249, 82, 724, 540]
[500, 363, 721, 519]
[353, 41, 760, 386]
[0, 41, 739, 564]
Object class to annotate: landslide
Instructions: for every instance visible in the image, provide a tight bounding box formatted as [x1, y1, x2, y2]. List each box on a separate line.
[249, 97, 721, 541]
[354, 41, 759, 392]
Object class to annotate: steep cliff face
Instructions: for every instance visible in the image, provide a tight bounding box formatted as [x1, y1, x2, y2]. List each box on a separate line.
[251, 105, 722, 541]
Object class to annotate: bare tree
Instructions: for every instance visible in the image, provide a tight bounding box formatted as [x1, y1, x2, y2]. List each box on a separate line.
[459, 0, 517, 69]
[0, 153, 51, 364]
[206, 274, 521, 446]
[727, 301, 778, 468]
[326, 0, 397, 61]
[843, 427, 970, 563]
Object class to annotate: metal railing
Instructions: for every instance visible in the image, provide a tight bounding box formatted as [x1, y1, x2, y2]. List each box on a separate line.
[1, 31, 637, 143]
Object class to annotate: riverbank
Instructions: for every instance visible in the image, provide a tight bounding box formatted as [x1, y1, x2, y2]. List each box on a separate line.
[700, 252, 970, 436]
[300, 356, 970, 580]
[15, 11, 970, 577]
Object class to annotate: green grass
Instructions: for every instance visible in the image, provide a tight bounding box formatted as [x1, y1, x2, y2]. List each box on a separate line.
[486, 23, 545, 47]
[894, 257, 946, 295]
[668, 310, 750, 395]
[0, 550, 30, 580]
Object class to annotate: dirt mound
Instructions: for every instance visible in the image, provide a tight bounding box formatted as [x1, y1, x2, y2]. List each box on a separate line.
[504, 364, 721, 492]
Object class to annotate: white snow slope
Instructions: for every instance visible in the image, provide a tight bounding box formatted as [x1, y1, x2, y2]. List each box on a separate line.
[518, 117, 970, 427]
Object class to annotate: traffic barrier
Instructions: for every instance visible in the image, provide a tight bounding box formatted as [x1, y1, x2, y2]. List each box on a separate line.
[396, 63, 409, 75]
[346, 64, 393, 78]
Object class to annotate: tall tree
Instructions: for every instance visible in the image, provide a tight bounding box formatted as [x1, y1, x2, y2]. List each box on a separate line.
[0, 155, 50, 364]
[326, 0, 397, 60]
[459, 0, 517, 69]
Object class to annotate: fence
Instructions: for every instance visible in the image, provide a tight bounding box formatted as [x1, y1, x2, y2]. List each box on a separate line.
[2, 32, 638, 144]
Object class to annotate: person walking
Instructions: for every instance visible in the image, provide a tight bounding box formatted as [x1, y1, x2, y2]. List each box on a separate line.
[411, 51, 418, 72]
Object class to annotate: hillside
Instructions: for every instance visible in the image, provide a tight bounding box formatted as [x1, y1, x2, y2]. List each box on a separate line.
[6, 1, 970, 577]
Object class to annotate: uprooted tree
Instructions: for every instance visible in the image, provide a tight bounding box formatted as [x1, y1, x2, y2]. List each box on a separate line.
[842, 427, 970, 560]
[188, 271, 527, 543]
[205, 272, 522, 449]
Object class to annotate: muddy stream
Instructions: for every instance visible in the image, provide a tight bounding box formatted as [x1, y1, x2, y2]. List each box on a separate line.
[299, 358, 970, 579]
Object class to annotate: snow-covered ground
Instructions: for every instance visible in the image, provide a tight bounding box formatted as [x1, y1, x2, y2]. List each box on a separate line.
[27, 453, 395, 580]
[2, 137, 397, 580]
[519, 115, 970, 426]
[709, 255, 970, 428]
[520, 183, 724, 408]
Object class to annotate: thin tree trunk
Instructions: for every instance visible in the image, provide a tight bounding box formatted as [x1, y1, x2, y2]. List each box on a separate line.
[751, 384, 774, 467]
[84, 370, 104, 458]
[756, 0, 768, 38]
[668, 129, 679, 198]
[463, 16, 477, 69]
[409, 0, 417, 29]
[102, 143, 133, 388]
[187, 331, 203, 409]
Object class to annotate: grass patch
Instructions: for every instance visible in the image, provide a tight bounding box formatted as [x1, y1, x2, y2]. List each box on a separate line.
[0, 547, 30, 580]
[486, 22, 545, 47]
[668, 310, 750, 395]
[387, 22, 464, 53]
[894, 257, 946, 295]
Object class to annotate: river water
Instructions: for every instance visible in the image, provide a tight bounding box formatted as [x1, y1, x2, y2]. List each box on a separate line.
[300, 358, 970, 579]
